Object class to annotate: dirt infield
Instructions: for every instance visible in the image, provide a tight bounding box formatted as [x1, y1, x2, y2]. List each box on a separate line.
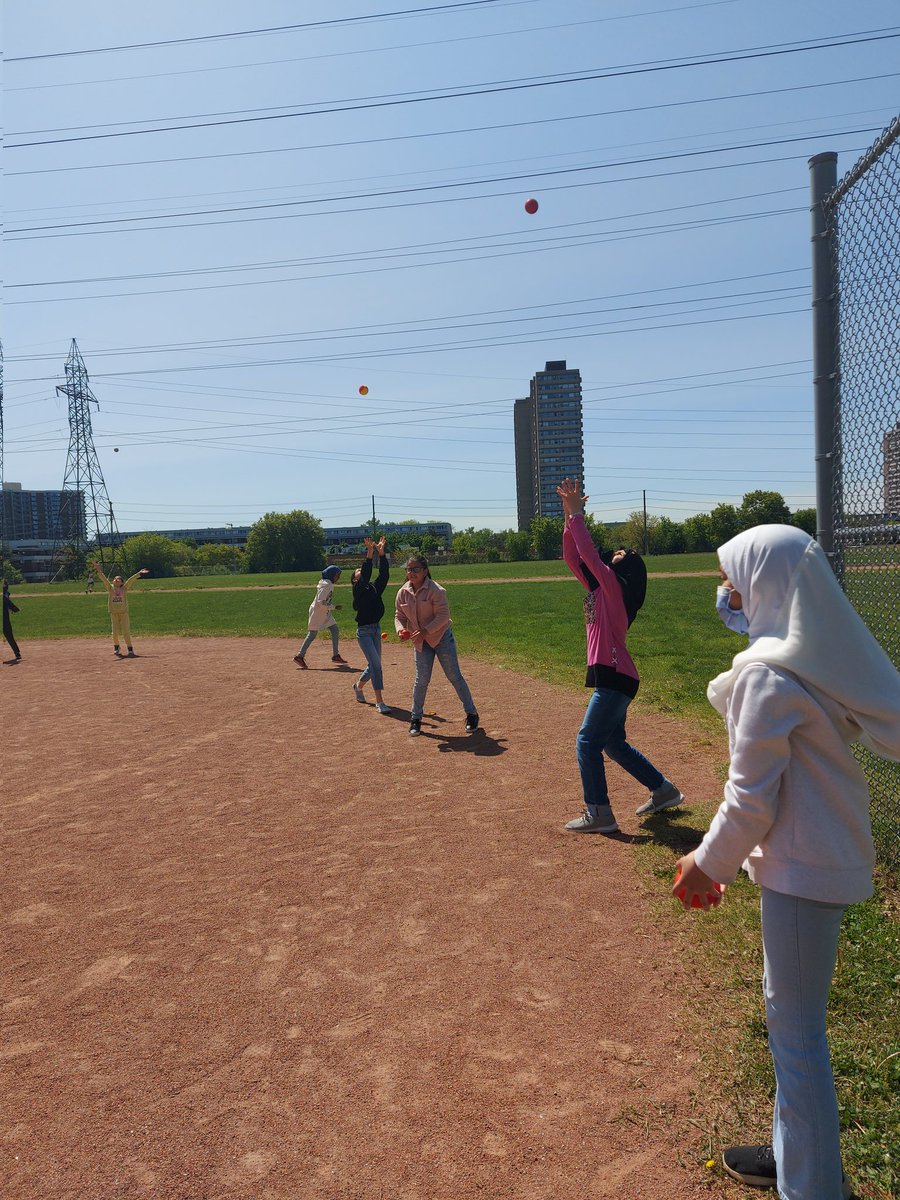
[3, 638, 724, 1200]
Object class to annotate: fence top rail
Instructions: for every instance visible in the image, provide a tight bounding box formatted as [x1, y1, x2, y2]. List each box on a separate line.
[826, 113, 900, 207]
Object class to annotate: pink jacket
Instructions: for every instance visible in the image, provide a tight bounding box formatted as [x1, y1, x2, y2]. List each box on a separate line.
[562, 514, 639, 693]
[394, 576, 451, 650]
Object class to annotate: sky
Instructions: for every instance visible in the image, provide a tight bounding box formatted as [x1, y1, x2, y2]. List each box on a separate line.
[2, 0, 899, 535]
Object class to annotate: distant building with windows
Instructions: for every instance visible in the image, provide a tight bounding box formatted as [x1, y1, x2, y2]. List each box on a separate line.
[514, 360, 584, 529]
[2, 482, 86, 580]
[106, 520, 453, 556]
[884, 421, 900, 513]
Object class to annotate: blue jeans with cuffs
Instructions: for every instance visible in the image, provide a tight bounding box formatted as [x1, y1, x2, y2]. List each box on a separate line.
[356, 622, 384, 691]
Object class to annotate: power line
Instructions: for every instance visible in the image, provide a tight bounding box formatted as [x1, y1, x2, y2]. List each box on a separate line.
[5, 0, 530, 63]
[10, 70, 895, 179]
[9, 29, 899, 148]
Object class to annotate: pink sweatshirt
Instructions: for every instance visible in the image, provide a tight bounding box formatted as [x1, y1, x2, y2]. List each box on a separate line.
[562, 514, 639, 696]
[394, 577, 451, 650]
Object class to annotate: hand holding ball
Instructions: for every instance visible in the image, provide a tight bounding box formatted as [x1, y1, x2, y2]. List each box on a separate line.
[398, 629, 412, 641]
[674, 863, 723, 909]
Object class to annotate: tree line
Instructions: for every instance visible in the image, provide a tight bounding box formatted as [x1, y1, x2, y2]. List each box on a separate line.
[39, 491, 813, 579]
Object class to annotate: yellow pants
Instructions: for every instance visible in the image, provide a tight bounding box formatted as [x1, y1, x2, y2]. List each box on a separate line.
[110, 610, 132, 648]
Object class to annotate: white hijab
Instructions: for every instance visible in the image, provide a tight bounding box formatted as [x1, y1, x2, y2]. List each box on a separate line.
[707, 525, 900, 760]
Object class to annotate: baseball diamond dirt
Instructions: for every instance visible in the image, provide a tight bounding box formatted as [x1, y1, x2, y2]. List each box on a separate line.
[3, 637, 728, 1200]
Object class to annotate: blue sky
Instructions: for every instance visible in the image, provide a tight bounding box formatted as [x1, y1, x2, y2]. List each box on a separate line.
[3, 0, 899, 534]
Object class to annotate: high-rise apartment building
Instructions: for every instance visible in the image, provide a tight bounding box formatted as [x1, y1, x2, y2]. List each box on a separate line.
[1, 482, 85, 541]
[514, 361, 584, 528]
[884, 421, 900, 513]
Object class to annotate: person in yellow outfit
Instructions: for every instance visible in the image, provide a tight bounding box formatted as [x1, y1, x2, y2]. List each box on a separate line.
[91, 560, 150, 657]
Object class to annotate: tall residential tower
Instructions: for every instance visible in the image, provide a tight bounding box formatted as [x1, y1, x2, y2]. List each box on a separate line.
[514, 360, 584, 529]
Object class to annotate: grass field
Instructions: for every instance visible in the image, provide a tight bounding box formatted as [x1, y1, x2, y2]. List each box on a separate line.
[7, 561, 898, 1198]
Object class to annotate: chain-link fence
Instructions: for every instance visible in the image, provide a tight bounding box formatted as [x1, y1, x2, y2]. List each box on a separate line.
[818, 116, 900, 869]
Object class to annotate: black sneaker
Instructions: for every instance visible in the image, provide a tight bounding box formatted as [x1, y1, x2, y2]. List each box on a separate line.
[409, 718, 422, 737]
[465, 712, 479, 733]
[722, 1145, 852, 1198]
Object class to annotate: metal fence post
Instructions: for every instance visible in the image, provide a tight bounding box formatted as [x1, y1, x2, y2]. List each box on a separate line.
[808, 151, 838, 564]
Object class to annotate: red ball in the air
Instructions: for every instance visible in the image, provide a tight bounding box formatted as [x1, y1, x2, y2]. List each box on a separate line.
[524, 198, 539, 215]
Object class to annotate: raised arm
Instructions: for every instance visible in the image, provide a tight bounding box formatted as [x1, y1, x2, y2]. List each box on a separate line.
[557, 478, 607, 589]
[123, 569, 149, 590]
[91, 562, 112, 592]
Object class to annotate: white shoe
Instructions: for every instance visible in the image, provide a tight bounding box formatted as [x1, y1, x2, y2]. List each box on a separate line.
[352, 683, 366, 704]
[375, 702, 392, 714]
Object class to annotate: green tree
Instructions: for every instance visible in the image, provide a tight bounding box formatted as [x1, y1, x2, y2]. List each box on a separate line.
[118, 533, 194, 578]
[530, 515, 563, 560]
[502, 530, 531, 561]
[739, 490, 791, 530]
[707, 503, 741, 548]
[792, 507, 817, 537]
[245, 510, 325, 573]
[681, 514, 713, 552]
[1, 558, 25, 584]
[418, 533, 441, 557]
[619, 511, 659, 554]
[653, 516, 685, 555]
[195, 542, 245, 573]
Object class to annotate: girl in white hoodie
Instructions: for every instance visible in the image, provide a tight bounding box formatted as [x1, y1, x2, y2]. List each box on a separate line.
[673, 525, 900, 1200]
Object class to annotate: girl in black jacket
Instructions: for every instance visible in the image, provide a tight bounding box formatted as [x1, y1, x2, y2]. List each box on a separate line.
[3, 580, 22, 662]
[351, 537, 392, 714]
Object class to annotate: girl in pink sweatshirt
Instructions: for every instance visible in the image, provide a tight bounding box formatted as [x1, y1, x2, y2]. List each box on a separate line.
[558, 478, 682, 834]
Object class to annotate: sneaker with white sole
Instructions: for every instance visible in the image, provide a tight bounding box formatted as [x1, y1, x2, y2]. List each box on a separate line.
[565, 806, 619, 834]
[408, 718, 422, 736]
[352, 683, 366, 704]
[375, 702, 392, 714]
[635, 780, 684, 816]
[465, 712, 479, 733]
[722, 1145, 852, 1198]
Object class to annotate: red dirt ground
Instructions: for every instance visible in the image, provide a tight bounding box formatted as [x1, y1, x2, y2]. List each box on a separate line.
[3, 637, 726, 1200]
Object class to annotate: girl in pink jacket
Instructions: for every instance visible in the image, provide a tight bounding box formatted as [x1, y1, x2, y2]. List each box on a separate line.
[558, 478, 682, 834]
[394, 555, 479, 737]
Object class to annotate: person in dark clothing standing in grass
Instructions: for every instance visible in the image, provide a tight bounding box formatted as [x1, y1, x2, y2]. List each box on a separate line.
[351, 536, 392, 714]
[3, 580, 22, 662]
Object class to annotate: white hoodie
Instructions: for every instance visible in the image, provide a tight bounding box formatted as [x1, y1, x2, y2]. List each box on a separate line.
[695, 526, 900, 904]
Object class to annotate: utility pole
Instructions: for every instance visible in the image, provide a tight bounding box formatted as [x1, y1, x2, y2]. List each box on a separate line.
[48, 339, 124, 581]
[371, 494, 377, 540]
[0, 341, 5, 565]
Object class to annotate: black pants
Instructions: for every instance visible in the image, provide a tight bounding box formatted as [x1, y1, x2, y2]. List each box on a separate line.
[3, 616, 20, 659]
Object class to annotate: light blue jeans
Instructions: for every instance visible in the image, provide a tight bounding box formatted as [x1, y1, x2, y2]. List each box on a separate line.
[411, 628, 475, 720]
[298, 625, 339, 657]
[761, 887, 848, 1200]
[356, 622, 384, 691]
[576, 687, 664, 810]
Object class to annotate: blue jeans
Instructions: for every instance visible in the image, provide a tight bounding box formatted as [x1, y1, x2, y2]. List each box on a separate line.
[298, 625, 339, 657]
[576, 687, 664, 810]
[411, 628, 475, 720]
[761, 888, 847, 1200]
[356, 622, 384, 690]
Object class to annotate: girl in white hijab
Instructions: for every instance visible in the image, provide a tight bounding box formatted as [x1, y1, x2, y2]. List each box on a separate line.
[673, 525, 900, 1200]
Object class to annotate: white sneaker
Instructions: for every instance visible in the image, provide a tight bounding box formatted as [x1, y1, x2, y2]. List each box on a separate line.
[352, 683, 366, 704]
[565, 807, 619, 834]
[375, 702, 392, 714]
[635, 782, 684, 816]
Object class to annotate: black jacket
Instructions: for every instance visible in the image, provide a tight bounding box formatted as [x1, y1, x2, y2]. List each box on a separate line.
[351, 555, 389, 625]
[3, 591, 19, 620]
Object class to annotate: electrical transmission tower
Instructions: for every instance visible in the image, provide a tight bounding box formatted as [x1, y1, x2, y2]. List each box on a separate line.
[48, 339, 124, 581]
